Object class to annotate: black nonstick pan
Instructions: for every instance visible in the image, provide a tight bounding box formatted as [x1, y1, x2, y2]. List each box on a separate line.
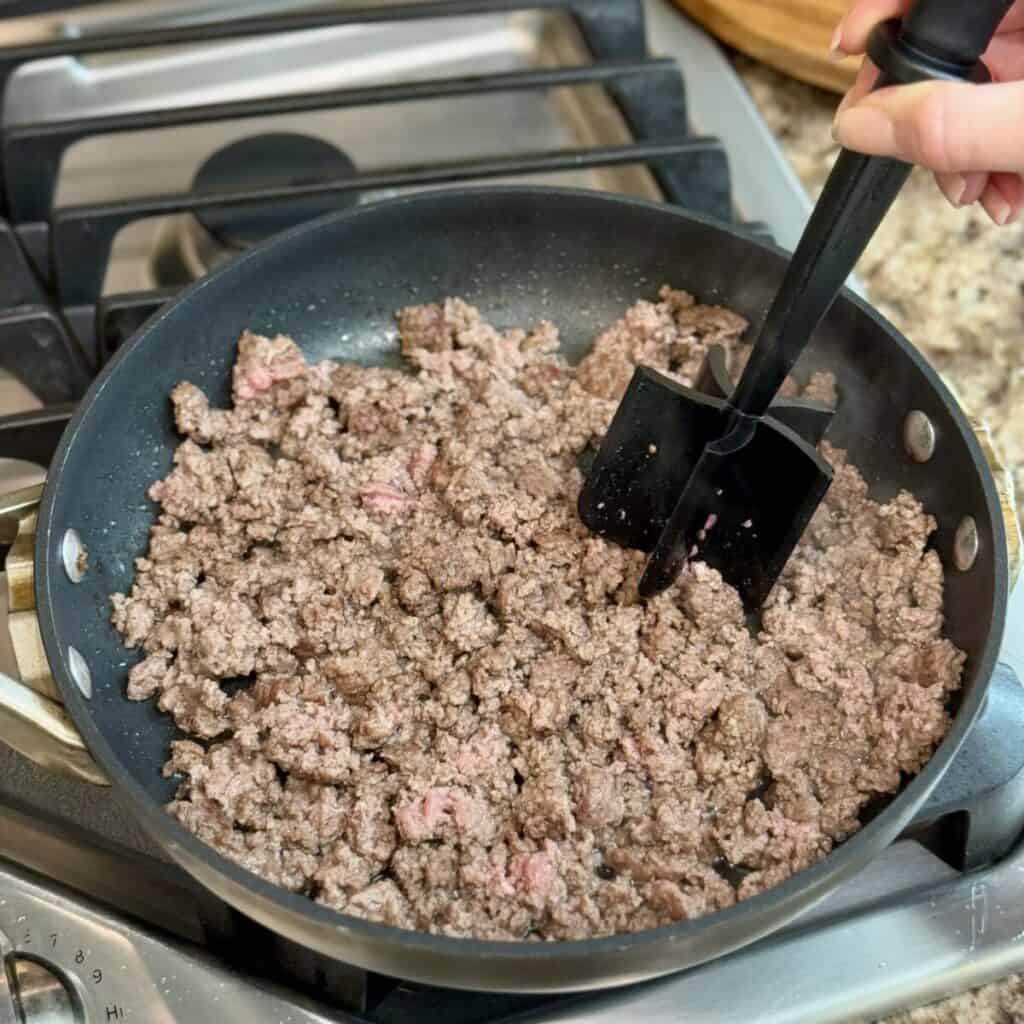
[14, 187, 1013, 991]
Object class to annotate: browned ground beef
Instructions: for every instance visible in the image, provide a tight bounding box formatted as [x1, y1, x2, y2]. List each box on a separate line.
[111, 286, 964, 940]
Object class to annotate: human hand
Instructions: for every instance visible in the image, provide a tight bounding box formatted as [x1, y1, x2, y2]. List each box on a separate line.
[831, 0, 1024, 225]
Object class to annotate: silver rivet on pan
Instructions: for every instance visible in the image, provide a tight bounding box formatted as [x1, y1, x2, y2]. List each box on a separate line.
[61, 528, 86, 583]
[903, 411, 936, 462]
[67, 646, 92, 699]
[954, 516, 979, 572]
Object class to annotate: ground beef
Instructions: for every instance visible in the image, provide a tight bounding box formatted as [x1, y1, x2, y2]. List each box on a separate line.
[112, 285, 965, 941]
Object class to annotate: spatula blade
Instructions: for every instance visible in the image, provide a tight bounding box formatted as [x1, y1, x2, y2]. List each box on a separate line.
[638, 416, 833, 607]
[577, 366, 727, 551]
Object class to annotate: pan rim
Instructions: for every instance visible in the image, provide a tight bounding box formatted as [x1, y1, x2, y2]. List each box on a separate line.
[35, 185, 1009, 983]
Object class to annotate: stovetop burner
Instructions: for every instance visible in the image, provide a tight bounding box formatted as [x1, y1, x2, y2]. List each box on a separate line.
[152, 132, 362, 286]
[195, 133, 360, 249]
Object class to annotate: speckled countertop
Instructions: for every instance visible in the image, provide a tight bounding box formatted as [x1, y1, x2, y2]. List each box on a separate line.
[734, 57, 1024, 1024]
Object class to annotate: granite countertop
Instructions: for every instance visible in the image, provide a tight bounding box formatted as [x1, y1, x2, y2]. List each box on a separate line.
[735, 57, 1024, 1024]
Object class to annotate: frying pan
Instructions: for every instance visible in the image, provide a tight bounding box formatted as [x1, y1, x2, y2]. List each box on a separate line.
[0, 187, 1016, 992]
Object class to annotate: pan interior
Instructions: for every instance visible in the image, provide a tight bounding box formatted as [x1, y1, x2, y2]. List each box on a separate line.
[41, 188, 998, 850]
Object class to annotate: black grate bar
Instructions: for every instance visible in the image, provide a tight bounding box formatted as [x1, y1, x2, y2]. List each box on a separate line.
[3, 59, 681, 223]
[650, 145, 731, 225]
[0, 306, 92, 401]
[0, 0, 106, 13]
[0, 1, 644, 104]
[96, 289, 183, 363]
[0, 404, 74, 469]
[0, 218, 45, 307]
[50, 137, 727, 307]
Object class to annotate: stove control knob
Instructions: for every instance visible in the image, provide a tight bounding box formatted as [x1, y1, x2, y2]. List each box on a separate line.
[1, 956, 77, 1024]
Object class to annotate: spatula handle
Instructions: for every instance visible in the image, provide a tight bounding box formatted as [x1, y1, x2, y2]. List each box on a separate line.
[730, 0, 1013, 419]
[902, 0, 1013, 68]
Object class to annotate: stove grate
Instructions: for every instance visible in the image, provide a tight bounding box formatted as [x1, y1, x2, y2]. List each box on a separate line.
[0, 0, 753, 402]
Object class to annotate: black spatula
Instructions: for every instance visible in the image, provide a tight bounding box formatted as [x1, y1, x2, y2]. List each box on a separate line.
[578, 0, 1011, 608]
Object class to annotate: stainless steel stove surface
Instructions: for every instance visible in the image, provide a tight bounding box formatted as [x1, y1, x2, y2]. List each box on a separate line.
[0, 2, 1021, 1023]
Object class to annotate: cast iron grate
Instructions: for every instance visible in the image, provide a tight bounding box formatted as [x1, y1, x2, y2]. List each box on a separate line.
[0, 0, 772, 465]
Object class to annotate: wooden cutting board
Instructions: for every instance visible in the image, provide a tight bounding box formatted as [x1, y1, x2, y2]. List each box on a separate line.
[673, 0, 860, 94]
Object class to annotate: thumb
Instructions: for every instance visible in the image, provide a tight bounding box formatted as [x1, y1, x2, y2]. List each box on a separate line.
[833, 79, 1024, 174]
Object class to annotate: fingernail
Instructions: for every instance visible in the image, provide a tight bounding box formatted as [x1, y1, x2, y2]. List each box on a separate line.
[829, 20, 847, 61]
[949, 175, 967, 206]
[960, 172, 988, 207]
[983, 189, 1011, 226]
[833, 106, 894, 152]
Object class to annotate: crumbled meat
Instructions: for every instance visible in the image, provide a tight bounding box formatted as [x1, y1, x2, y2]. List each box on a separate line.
[114, 292, 963, 941]
[233, 330, 307, 402]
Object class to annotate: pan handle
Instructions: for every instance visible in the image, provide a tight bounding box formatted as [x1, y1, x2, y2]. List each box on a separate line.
[0, 417, 1016, 793]
[0, 483, 108, 786]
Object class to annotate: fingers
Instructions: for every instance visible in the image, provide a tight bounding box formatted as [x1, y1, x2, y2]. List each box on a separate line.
[833, 79, 1024, 174]
[985, 31, 1024, 81]
[832, 1, 1024, 225]
[960, 171, 990, 206]
[981, 172, 1024, 223]
[931, 167, 1023, 225]
[835, 58, 880, 117]
[832, 0, 1021, 57]
[933, 172, 966, 206]
[831, 0, 910, 57]
[934, 171, 989, 207]
[990, 3, 1024, 35]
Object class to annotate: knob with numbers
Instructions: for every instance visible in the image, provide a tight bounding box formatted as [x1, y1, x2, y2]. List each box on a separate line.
[0, 856, 340, 1024]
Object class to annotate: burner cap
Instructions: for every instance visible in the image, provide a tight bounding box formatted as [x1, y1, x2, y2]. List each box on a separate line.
[192, 133, 358, 249]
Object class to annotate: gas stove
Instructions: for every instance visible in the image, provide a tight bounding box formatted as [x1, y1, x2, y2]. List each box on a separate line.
[0, 3, 1022, 1023]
